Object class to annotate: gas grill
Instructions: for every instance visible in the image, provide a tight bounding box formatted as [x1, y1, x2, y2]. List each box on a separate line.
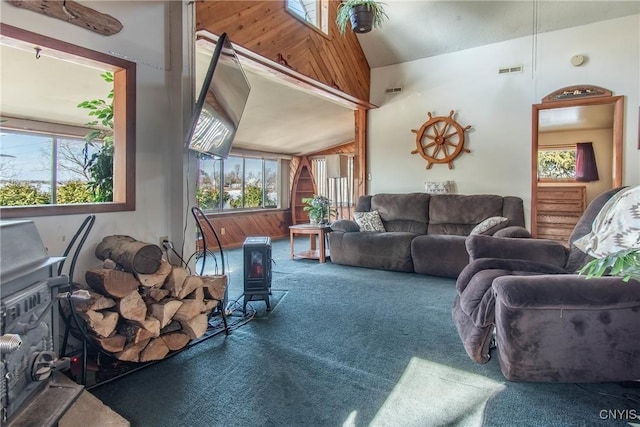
[0, 220, 83, 426]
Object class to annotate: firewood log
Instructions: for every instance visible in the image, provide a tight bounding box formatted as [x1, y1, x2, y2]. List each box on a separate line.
[139, 337, 170, 362]
[160, 320, 182, 334]
[161, 332, 190, 351]
[149, 300, 183, 328]
[177, 275, 203, 300]
[92, 334, 126, 353]
[172, 300, 205, 322]
[163, 267, 189, 298]
[145, 288, 170, 302]
[118, 323, 155, 344]
[85, 267, 139, 299]
[118, 290, 147, 323]
[184, 287, 204, 302]
[114, 338, 151, 362]
[201, 275, 227, 301]
[136, 259, 172, 288]
[95, 235, 163, 274]
[179, 314, 208, 339]
[80, 310, 119, 338]
[73, 289, 116, 312]
[131, 316, 161, 338]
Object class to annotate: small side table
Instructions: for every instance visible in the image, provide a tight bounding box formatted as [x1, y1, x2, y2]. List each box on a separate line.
[289, 224, 332, 263]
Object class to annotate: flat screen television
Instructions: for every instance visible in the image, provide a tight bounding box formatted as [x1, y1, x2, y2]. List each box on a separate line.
[186, 33, 251, 158]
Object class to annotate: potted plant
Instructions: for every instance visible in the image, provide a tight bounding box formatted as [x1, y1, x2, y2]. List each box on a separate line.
[302, 195, 335, 225]
[336, 0, 388, 34]
[579, 248, 640, 282]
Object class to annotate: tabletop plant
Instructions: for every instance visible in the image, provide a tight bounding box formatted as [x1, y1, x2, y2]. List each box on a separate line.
[302, 195, 335, 225]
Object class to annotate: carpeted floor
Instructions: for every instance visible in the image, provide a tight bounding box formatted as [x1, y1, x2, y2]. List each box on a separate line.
[91, 237, 639, 427]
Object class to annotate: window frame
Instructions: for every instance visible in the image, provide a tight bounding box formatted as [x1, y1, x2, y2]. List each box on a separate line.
[197, 154, 281, 212]
[285, 0, 330, 37]
[0, 24, 136, 218]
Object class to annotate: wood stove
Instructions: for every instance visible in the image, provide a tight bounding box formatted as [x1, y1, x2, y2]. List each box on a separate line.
[0, 220, 83, 426]
[242, 237, 272, 315]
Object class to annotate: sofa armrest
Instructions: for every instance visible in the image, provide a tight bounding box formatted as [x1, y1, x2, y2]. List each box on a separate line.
[466, 234, 569, 267]
[493, 226, 531, 238]
[331, 219, 360, 233]
[493, 275, 640, 309]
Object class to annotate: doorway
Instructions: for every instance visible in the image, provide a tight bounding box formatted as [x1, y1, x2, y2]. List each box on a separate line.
[531, 86, 624, 242]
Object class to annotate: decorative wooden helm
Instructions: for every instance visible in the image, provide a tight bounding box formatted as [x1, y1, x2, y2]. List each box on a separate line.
[411, 110, 472, 169]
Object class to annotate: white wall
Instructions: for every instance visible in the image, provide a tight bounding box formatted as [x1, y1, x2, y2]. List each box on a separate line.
[0, 1, 194, 283]
[369, 15, 640, 226]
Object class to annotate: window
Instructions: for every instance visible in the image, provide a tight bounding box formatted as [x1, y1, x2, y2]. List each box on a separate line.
[0, 25, 136, 218]
[197, 155, 279, 211]
[537, 146, 576, 180]
[0, 129, 101, 206]
[311, 156, 354, 219]
[286, 0, 329, 34]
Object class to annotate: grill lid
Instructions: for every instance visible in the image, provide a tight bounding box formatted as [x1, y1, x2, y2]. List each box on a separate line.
[0, 220, 64, 294]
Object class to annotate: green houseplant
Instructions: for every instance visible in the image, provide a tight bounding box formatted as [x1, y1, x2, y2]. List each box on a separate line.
[302, 195, 335, 225]
[336, 0, 388, 34]
[579, 248, 640, 283]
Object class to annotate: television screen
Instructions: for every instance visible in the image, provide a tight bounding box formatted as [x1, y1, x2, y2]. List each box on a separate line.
[186, 33, 250, 158]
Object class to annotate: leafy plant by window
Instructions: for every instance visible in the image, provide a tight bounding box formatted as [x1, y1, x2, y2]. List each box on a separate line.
[77, 71, 114, 202]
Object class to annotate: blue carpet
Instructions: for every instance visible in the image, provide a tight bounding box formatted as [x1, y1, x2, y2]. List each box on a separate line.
[91, 238, 639, 426]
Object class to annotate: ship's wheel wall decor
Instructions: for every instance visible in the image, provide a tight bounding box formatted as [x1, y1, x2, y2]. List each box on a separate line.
[411, 110, 472, 169]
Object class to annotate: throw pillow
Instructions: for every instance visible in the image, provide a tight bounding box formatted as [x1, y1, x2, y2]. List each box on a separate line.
[425, 181, 454, 194]
[353, 211, 386, 232]
[470, 216, 509, 235]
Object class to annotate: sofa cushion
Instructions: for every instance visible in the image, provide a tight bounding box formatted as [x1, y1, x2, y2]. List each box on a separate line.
[412, 234, 469, 278]
[329, 231, 416, 272]
[470, 216, 509, 236]
[370, 193, 430, 234]
[428, 194, 505, 235]
[353, 211, 386, 232]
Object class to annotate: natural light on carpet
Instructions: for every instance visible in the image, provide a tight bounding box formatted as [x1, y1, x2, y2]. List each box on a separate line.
[343, 357, 505, 427]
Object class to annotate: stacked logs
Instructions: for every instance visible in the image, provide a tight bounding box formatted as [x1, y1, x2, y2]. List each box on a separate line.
[74, 235, 226, 363]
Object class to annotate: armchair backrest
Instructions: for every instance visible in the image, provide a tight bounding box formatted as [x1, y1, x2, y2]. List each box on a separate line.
[564, 187, 626, 272]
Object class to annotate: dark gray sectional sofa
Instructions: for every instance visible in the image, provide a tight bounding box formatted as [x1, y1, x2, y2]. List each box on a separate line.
[329, 193, 529, 278]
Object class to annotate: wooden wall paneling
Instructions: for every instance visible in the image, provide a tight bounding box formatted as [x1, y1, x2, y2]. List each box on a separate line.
[199, 209, 291, 251]
[195, 0, 370, 102]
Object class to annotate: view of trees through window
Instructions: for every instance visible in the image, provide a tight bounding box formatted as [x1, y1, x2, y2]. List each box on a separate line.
[1, 70, 115, 208]
[197, 155, 278, 211]
[0, 130, 101, 206]
[537, 147, 576, 180]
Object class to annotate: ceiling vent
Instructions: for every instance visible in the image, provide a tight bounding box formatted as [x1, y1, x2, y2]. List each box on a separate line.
[385, 86, 403, 94]
[498, 65, 523, 74]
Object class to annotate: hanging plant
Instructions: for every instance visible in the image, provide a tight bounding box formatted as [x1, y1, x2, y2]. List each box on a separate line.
[77, 71, 114, 202]
[336, 0, 388, 34]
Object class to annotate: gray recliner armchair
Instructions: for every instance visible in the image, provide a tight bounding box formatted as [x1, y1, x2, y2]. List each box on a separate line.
[452, 187, 640, 382]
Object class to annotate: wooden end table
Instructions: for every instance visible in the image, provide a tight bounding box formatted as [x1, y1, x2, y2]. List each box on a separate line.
[289, 224, 332, 263]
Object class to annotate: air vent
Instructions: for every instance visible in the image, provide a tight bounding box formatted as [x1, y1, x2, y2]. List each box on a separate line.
[385, 86, 403, 94]
[498, 65, 523, 74]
